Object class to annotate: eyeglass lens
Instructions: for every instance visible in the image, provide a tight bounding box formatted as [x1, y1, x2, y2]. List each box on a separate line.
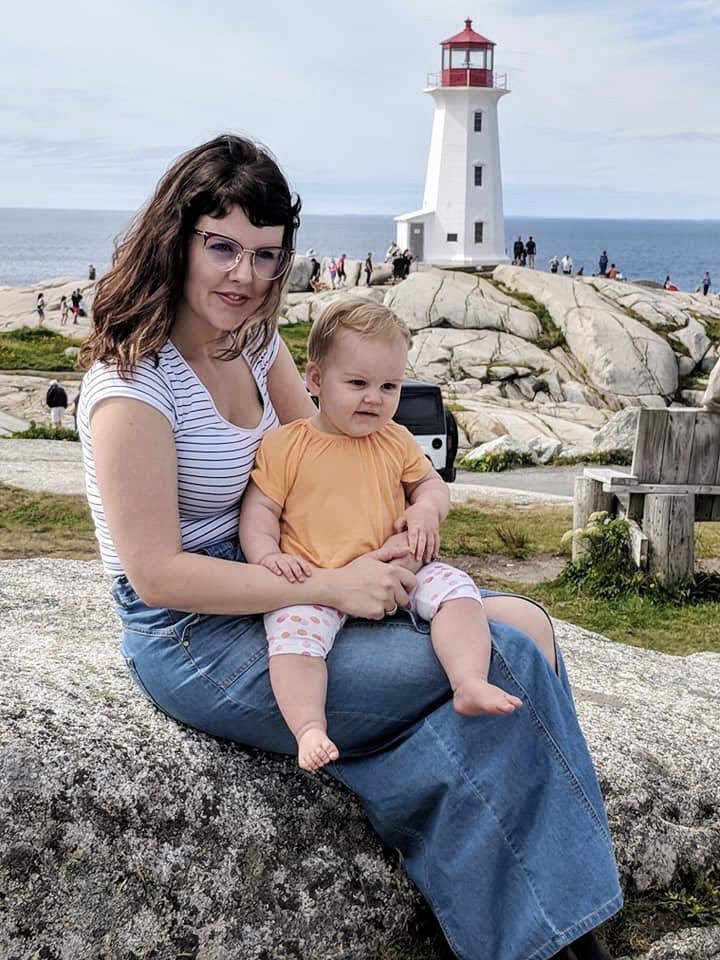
[202, 234, 289, 279]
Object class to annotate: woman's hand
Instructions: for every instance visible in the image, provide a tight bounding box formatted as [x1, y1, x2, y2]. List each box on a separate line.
[326, 546, 417, 620]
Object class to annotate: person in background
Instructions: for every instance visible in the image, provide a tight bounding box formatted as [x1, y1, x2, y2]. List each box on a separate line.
[328, 258, 338, 290]
[607, 264, 619, 280]
[525, 236, 536, 269]
[512, 235, 524, 265]
[664, 275, 679, 291]
[69, 381, 82, 432]
[336, 253, 347, 287]
[561, 254, 573, 276]
[549, 255, 560, 274]
[88, 264, 96, 281]
[402, 248, 413, 278]
[71, 289, 81, 323]
[364, 251, 373, 286]
[309, 257, 321, 292]
[59, 295, 69, 326]
[46, 379, 68, 428]
[36, 292, 45, 325]
[599, 251, 609, 276]
[577, 266, 585, 277]
[392, 250, 405, 284]
[384, 240, 400, 262]
[702, 271, 712, 296]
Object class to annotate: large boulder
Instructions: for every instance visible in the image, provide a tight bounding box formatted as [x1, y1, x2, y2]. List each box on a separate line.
[385, 269, 541, 339]
[2, 559, 720, 960]
[493, 267, 680, 400]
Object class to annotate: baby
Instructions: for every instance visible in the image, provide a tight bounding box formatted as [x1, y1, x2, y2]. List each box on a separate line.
[239, 300, 521, 771]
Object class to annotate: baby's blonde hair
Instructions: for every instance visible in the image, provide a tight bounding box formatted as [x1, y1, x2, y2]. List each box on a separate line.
[307, 299, 411, 364]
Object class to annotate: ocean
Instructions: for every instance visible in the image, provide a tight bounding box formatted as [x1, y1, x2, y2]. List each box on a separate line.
[0, 207, 718, 294]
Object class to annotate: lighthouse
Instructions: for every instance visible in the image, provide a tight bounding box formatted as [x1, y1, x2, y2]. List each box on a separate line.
[395, 18, 510, 268]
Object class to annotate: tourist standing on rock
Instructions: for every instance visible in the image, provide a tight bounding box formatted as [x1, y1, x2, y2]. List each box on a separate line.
[607, 263, 619, 280]
[308, 257, 321, 292]
[549, 254, 560, 274]
[240, 299, 522, 771]
[392, 250, 405, 283]
[70, 289, 81, 323]
[336, 253, 346, 287]
[76, 134, 621, 960]
[36, 293, 45, 325]
[512, 235, 524, 264]
[364, 251, 373, 286]
[561, 254, 573, 276]
[328, 258, 338, 290]
[88, 264, 96, 281]
[384, 240, 400, 262]
[525, 236, 537, 269]
[599, 251, 608, 276]
[402, 248, 413, 277]
[46, 380, 67, 428]
[59, 295, 69, 326]
[702, 271, 712, 296]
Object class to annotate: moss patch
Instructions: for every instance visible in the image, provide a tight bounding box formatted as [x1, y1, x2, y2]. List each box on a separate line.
[0, 326, 84, 371]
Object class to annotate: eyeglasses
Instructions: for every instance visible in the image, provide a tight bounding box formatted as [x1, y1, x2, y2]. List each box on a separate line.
[193, 229, 293, 281]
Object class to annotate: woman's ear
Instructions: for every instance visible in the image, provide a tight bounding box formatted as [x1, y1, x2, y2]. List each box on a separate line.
[306, 360, 322, 397]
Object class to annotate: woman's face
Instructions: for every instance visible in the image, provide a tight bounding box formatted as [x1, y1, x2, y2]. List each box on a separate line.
[178, 205, 285, 340]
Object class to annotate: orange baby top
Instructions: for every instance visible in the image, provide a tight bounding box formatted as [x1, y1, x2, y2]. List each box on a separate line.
[250, 418, 431, 568]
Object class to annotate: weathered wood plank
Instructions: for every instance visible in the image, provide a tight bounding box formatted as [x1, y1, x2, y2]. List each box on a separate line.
[687, 413, 719, 485]
[599, 482, 720, 495]
[572, 477, 614, 560]
[632, 409, 669, 482]
[659, 410, 696, 483]
[644, 494, 695, 585]
[627, 519, 649, 570]
[583, 468, 637, 484]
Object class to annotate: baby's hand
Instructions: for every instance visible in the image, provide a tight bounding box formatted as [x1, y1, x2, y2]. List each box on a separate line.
[394, 503, 440, 563]
[260, 552, 313, 583]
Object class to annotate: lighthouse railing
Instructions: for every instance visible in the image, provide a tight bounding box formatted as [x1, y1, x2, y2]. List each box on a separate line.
[426, 70, 509, 89]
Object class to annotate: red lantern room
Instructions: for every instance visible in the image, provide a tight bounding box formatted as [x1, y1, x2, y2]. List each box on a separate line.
[440, 17, 496, 88]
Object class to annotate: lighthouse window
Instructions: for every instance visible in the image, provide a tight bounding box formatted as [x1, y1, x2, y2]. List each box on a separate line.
[474, 222, 484, 244]
[447, 233, 458, 242]
[474, 165, 483, 186]
[474, 111, 483, 132]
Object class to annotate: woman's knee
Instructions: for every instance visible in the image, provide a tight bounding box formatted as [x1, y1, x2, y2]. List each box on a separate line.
[482, 595, 557, 671]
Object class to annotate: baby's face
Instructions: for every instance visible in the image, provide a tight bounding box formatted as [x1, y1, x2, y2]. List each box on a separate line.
[309, 330, 407, 437]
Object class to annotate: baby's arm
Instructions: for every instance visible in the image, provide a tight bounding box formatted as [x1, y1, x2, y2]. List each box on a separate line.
[397, 469, 451, 562]
[239, 481, 312, 583]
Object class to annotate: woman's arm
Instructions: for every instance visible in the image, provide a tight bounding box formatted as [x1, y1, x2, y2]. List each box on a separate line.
[91, 397, 413, 616]
[267, 338, 316, 423]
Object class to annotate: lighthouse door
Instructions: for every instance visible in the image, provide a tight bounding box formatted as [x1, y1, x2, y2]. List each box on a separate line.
[410, 223, 424, 262]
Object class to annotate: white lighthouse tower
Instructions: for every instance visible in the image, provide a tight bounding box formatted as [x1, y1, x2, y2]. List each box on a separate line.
[395, 18, 510, 268]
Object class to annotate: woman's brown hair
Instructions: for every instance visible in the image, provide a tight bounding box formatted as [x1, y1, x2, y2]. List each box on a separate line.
[78, 134, 301, 376]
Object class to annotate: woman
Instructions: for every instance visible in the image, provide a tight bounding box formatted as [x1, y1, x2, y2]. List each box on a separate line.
[77, 134, 622, 960]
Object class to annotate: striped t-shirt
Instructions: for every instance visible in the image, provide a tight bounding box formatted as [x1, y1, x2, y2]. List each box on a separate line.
[77, 334, 280, 576]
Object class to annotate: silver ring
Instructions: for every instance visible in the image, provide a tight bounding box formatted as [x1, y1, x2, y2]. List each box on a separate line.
[386, 604, 398, 617]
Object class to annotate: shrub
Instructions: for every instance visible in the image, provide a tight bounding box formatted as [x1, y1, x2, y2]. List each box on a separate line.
[494, 523, 530, 558]
[459, 450, 534, 472]
[8, 420, 79, 442]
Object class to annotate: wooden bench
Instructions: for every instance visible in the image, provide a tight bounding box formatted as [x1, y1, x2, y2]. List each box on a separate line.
[573, 408, 720, 584]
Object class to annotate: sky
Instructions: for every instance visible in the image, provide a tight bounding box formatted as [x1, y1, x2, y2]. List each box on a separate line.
[2, 0, 720, 219]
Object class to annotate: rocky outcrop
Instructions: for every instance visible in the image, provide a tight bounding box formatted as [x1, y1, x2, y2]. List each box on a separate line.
[2, 558, 720, 959]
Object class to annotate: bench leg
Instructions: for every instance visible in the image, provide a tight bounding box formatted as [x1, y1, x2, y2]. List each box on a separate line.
[572, 477, 614, 560]
[644, 494, 694, 585]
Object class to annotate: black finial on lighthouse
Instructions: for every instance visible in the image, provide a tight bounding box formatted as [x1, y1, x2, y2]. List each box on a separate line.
[465, 18, 472, 29]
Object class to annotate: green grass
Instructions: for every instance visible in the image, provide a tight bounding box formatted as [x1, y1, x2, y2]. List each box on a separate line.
[440, 504, 573, 558]
[0, 482, 96, 559]
[0, 326, 84, 371]
[487, 279, 566, 349]
[6, 421, 79, 441]
[279, 321, 312, 373]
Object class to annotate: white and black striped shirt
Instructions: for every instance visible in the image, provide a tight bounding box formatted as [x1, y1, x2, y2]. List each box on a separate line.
[78, 334, 280, 576]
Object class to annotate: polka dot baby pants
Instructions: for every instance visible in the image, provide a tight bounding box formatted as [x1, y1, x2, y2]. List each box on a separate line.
[264, 562, 482, 659]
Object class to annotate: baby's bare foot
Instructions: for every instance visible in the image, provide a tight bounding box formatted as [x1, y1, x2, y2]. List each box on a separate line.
[297, 728, 340, 772]
[453, 676, 523, 717]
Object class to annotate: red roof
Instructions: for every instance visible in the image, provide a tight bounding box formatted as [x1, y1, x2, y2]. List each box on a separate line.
[441, 18, 494, 47]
